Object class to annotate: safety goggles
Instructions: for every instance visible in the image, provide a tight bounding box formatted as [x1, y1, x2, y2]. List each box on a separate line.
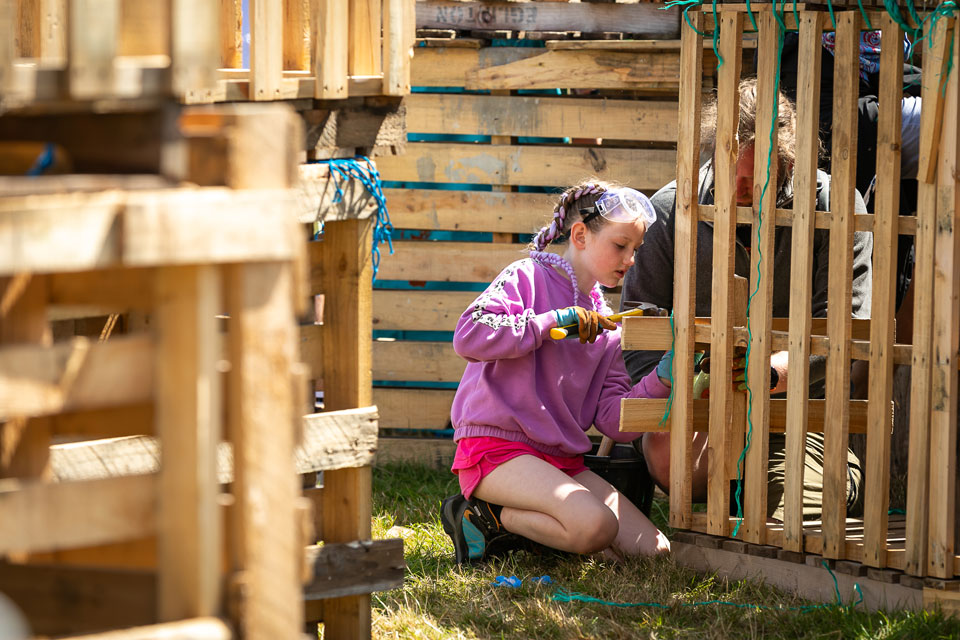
[579, 188, 657, 227]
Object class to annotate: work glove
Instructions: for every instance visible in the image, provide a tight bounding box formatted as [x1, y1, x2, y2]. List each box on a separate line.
[655, 350, 707, 388]
[701, 353, 779, 393]
[554, 306, 616, 344]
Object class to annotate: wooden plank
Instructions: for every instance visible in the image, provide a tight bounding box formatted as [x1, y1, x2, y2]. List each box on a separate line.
[51, 403, 153, 439]
[250, 0, 283, 99]
[119, 0, 167, 56]
[705, 10, 742, 537]
[415, 1, 680, 37]
[374, 340, 463, 382]
[382, 0, 413, 96]
[668, 8, 703, 531]
[383, 188, 551, 234]
[822, 12, 859, 560]
[299, 407, 379, 472]
[928, 25, 960, 579]
[412, 46, 539, 87]
[169, 0, 217, 98]
[48, 267, 155, 310]
[0, 562, 156, 637]
[303, 539, 405, 600]
[373, 387, 455, 430]
[226, 262, 302, 639]
[742, 10, 777, 545]
[863, 14, 904, 570]
[374, 240, 538, 283]
[0, 335, 153, 420]
[311, 0, 349, 98]
[349, 0, 381, 77]
[404, 93, 679, 143]
[466, 48, 682, 91]
[374, 436, 456, 469]
[373, 289, 475, 332]
[620, 398, 873, 435]
[68, 0, 117, 99]
[317, 217, 374, 639]
[219, 0, 242, 68]
[672, 541, 922, 612]
[782, 10, 822, 554]
[916, 18, 954, 184]
[905, 16, 953, 579]
[375, 142, 675, 191]
[155, 266, 222, 621]
[0, 0, 13, 93]
[0, 474, 156, 553]
[56, 618, 232, 640]
[283, 0, 311, 71]
[699, 204, 914, 235]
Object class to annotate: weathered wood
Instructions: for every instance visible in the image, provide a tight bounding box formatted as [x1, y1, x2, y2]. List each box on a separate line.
[404, 93, 678, 142]
[312, 0, 349, 98]
[250, 0, 283, 100]
[382, 188, 550, 234]
[283, 0, 311, 71]
[303, 539, 405, 600]
[373, 388, 455, 431]
[416, 1, 680, 37]
[373, 289, 475, 332]
[56, 617, 232, 640]
[349, 0, 381, 77]
[783, 10, 822, 553]
[375, 436, 456, 469]
[0, 474, 156, 554]
[374, 340, 463, 383]
[822, 12, 859, 559]
[299, 163, 379, 224]
[0, 335, 153, 420]
[376, 142, 674, 192]
[68, 0, 118, 99]
[382, 0, 413, 96]
[374, 240, 535, 283]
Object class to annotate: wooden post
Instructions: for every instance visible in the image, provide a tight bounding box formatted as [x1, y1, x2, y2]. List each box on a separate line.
[707, 9, 742, 537]
[821, 11, 859, 560]
[782, 10, 823, 553]
[226, 262, 303, 638]
[741, 10, 780, 545]
[905, 16, 953, 578]
[349, 0, 381, 77]
[250, 0, 283, 100]
[382, 0, 412, 96]
[862, 14, 903, 569]
[155, 266, 222, 621]
[670, 9, 704, 531]
[312, 0, 348, 99]
[928, 24, 960, 579]
[68, 0, 118, 99]
[319, 218, 374, 639]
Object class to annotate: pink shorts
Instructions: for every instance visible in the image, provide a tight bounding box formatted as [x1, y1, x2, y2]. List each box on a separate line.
[451, 436, 588, 500]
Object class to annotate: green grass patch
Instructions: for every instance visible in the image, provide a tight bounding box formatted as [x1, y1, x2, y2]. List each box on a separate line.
[366, 461, 960, 640]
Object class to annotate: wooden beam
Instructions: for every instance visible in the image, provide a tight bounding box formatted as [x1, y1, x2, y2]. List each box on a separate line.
[375, 142, 675, 191]
[312, 0, 348, 98]
[249, 0, 283, 99]
[303, 539, 404, 601]
[373, 388, 455, 431]
[0, 474, 156, 554]
[56, 618, 232, 640]
[382, 188, 551, 234]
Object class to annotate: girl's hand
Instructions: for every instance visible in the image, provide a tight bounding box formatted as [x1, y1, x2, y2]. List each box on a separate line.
[554, 306, 616, 344]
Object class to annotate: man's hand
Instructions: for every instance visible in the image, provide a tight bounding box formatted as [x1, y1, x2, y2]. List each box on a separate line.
[554, 306, 617, 344]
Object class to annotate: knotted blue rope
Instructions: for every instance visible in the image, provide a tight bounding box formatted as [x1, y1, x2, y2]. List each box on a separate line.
[26, 143, 56, 176]
[311, 156, 395, 281]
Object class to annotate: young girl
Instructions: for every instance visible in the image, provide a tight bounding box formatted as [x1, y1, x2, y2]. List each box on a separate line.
[440, 180, 672, 564]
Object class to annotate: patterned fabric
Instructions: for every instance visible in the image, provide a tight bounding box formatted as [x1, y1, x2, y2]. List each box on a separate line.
[821, 30, 910, 82]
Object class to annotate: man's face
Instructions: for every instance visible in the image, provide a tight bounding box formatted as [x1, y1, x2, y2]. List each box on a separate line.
[735, 142, 755, 207]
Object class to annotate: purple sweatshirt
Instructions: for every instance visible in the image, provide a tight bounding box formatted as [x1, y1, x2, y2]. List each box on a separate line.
[451, 257, 669, 457]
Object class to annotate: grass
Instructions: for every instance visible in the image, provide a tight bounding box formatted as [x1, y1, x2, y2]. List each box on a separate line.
[366, 461, 960, 640]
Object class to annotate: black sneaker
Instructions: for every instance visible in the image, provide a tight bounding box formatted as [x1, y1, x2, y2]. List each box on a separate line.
[440, 494, 526, 564]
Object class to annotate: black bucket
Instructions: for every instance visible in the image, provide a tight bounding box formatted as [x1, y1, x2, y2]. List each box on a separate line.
[583, 441, 656, 516]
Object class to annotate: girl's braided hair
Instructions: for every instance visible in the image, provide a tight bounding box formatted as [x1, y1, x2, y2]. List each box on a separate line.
[529, 179, 619, 312]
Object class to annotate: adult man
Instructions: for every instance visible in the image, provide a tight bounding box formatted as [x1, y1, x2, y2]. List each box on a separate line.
[621, 78, 871, 521]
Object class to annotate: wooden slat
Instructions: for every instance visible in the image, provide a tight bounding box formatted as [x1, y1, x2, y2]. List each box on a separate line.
[0, 335, 153, 420]
[741, 10, 777, 545]
[226, 262, 302, 639]
[317, 218, 374, 639]
[383, 188, 551, 234]
[382, 0, 413, 96]
[705, 10, 742, 537]
[375, 240, 532, 283]
[349, 0, 381, 77]
[375, 142, 675, 191]
[373, 289, 475, 332]
[416, 1, 680, 37]
[0, 474, 156, 554]
[412, 46, 539, 87]
[48, 267, 155, 310]
[404, 93, 679, 143]
[699, 204, 916, 235]
[916, 18, 955, 184]
[668, 9, 703, 530]
[219, 0, 242, 68]
[299, 164, 379, 224]
[68, 0, 117, 99]
[373, 340, 463, 383]
[928, 24, 960, 579]
[782, 10, 822, 554]
[905, 16, 953, 578]
[56, 618, 232, 640]
[373, 388, 455, 430]
[283, 0, 311, 71]
[51, 403, 153, 439]
[822, 12, 860, 560]
[375, 436, 456, 469]
[169, 0, 217, 97]
[863, 14, 904, 570]
[118, 0, 167, 57]
[155, 266, 222, 621]
[303, 539, 405, 601]
[250, 0, 283, 99]
[0, 0, 12, 93]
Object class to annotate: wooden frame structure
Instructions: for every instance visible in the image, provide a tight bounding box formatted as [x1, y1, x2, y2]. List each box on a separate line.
[619, 5, 959, 610]
[1, 0, 413, 108]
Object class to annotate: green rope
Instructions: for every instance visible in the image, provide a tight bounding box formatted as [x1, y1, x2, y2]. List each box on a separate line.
[744, 0, 760, 33]
[856, 0, 874, 30]
[552, 561, 863, 611]
[659, 311, 676, 427]
[826, 0, 838, 30]
[663, 0, 708, 37]
[712, 0, 724, 68]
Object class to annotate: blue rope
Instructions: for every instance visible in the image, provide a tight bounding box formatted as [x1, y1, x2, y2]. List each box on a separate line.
[26, 143, 56, 176]
[310, 156, 395, 281]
